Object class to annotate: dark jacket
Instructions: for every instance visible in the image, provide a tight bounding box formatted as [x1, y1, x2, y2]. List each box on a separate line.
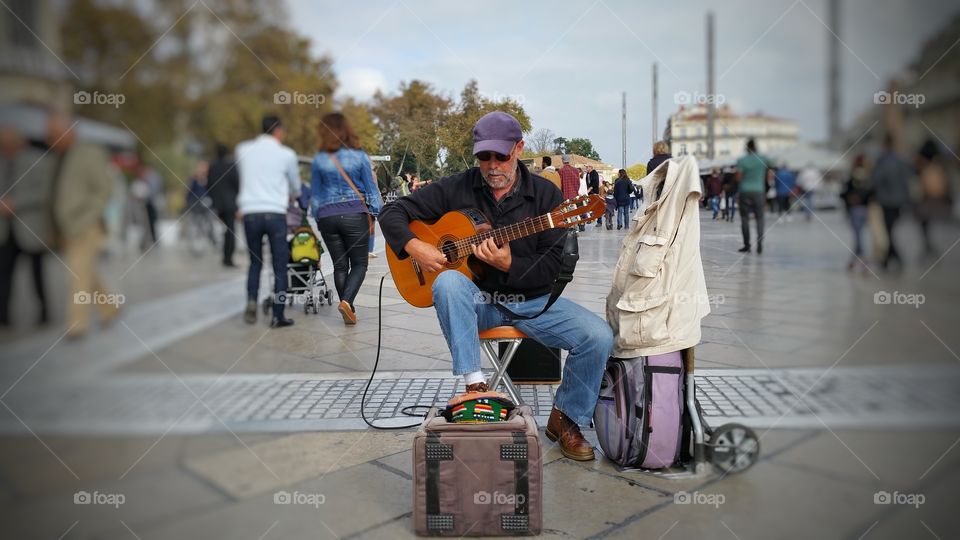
[646, 153, 671, 175]
[206, 158, 240, 213]
[379, 162, 564, 299]
[586, 169, 600, 195]
[613, 177, 634, 205]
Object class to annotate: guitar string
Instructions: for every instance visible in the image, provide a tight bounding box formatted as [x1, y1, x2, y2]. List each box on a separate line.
[444, 214, 551, 258]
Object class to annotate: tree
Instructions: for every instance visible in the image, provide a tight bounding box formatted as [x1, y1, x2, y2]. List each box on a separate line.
[371, 80, 451, 179]
[566, 137, 601, 161]
[552, 137, 568, 154]
[529, 128, 555, 154]
[626, 163, 647, 180]
[437, 79, 531, 175]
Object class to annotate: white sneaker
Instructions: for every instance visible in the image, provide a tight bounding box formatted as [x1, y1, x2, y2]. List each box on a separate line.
[368, 252, 378, 258]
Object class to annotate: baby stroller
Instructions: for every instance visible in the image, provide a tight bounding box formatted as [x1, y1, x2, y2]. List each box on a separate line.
[261, 195, 333, 316]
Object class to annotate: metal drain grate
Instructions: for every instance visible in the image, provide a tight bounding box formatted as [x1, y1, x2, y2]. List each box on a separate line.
[3, 367, 958, 434]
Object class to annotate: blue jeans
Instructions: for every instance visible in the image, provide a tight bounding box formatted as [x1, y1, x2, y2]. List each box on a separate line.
[848, 206, 867, 256]
[616, 205, 630, 229]
[432, 271, 613, 426]
[710, 196, 720, 218]
[243, 213, 289, 318]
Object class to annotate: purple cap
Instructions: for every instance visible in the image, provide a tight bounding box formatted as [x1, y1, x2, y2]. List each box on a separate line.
[472, 111, 522, 156]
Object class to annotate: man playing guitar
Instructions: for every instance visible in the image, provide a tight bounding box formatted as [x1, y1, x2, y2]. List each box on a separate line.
[379, 111, 613, 461]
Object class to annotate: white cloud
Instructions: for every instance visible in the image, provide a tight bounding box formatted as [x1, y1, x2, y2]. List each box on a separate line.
[335, 66, 388, 102]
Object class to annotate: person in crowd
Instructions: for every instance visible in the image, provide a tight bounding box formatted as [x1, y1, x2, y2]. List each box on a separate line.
[706, 168, 723, 220]
[538, 155, 561, 191]
[734, 138, 770, 254]
[613, 168, 634, 230]
[0, 125, 53, 327]
[47, 112, 119, 338]
[796, 162, 820, 222]
[185, 160, 208, 209]
[207, 143, 241, 267]
[558, 155, 583, 232]
[310, 112, 383, 325]
[379, 111, 613, 461]
[914, 139, 953, 259]
[722, 167, 737, 221]
[646, 140, 672, 177]
[600, 180, 615, 230]
[870, 134, 913, 271]
[774, 164, 797, 220]
[236, 115, 301, 327]
[842, 154, 873, 273]
[586, 165, 601, 227]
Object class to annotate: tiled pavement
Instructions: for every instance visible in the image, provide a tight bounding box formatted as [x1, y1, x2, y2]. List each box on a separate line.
[1, 209, 959, 538]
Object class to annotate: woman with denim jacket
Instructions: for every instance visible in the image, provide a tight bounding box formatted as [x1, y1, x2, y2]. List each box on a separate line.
[311, 113, 383, 325]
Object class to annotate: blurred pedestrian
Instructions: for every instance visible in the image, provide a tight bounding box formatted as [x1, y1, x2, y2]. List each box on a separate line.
[185, 160, 208, 208]
[48, 112, 119, 338]
[706, 168, 723, 220]
[586, 165, 601, 227]
[914, 139, 953, 258]
[647, 140, 671, 176]
[735, 138, 770, 254]
[207, 143, 241, 267]
[870, 134, 912, 271]
[722, 167, 737, 221]
[237, 115, 301, 327]
[559, 155, 583, 231]
[841, 154, 873, 273]
[138, 163, 163, 245]
[600, 180, 615, 230]
[774, 164, 797, 220]
[538, 155, 561, 191]
[613, 168, 634, 230]
[311, 112, 383, 325]
[0, 126, 53, 327]
[796, 162, 820, 222]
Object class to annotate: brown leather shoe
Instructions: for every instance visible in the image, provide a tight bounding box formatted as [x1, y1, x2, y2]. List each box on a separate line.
[465, 382, 489, 393]
[338, 300, 357, 325]
[545, 407, 595, 461]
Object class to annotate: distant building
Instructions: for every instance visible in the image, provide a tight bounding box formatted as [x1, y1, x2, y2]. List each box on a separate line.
[0, 0, 72, 108]
[664, 104, 799, 160]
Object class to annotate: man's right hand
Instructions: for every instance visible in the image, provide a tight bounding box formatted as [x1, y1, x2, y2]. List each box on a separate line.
[404, 238, 448, 273]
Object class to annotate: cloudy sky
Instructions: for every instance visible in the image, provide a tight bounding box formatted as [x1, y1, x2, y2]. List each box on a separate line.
[288, 0, 957, 166]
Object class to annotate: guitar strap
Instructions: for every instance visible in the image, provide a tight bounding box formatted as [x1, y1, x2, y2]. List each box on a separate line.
[491, 230, 579, 321]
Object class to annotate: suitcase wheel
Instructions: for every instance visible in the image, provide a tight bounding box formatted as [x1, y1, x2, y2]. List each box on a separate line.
[708, 423, 759, 475]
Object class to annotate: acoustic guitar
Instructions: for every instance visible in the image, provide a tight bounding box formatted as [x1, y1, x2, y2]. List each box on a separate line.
[386, 194, 604, 307]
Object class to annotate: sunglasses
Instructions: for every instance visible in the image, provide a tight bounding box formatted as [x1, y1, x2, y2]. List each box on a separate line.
[475, 146, 514, 162]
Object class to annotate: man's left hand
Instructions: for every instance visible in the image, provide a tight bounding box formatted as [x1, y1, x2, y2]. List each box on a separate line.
[472, 238, 511, 272]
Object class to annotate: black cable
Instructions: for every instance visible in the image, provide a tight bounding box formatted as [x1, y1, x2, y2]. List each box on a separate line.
[359, 275, 432, 430]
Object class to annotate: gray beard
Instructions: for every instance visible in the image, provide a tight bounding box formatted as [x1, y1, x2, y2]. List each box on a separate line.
[481, 167, 516, 189]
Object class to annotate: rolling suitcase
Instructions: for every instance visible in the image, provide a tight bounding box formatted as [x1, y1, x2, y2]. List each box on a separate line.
[413, 405, 542, 536]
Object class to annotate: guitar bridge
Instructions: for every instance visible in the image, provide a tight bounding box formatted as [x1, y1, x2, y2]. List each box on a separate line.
[412, 259, 426, 286]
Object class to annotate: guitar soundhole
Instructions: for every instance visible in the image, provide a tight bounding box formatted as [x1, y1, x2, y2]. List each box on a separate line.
[439, 239, 459, 266]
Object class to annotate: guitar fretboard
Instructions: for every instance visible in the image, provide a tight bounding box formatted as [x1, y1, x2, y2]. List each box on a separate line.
[445, 214, 553, 258]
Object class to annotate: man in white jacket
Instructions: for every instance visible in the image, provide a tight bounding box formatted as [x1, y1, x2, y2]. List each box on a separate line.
[236, 115, 301, 327]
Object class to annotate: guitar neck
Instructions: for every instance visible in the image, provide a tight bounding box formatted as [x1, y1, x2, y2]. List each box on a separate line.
[453, 213, 554, 258]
